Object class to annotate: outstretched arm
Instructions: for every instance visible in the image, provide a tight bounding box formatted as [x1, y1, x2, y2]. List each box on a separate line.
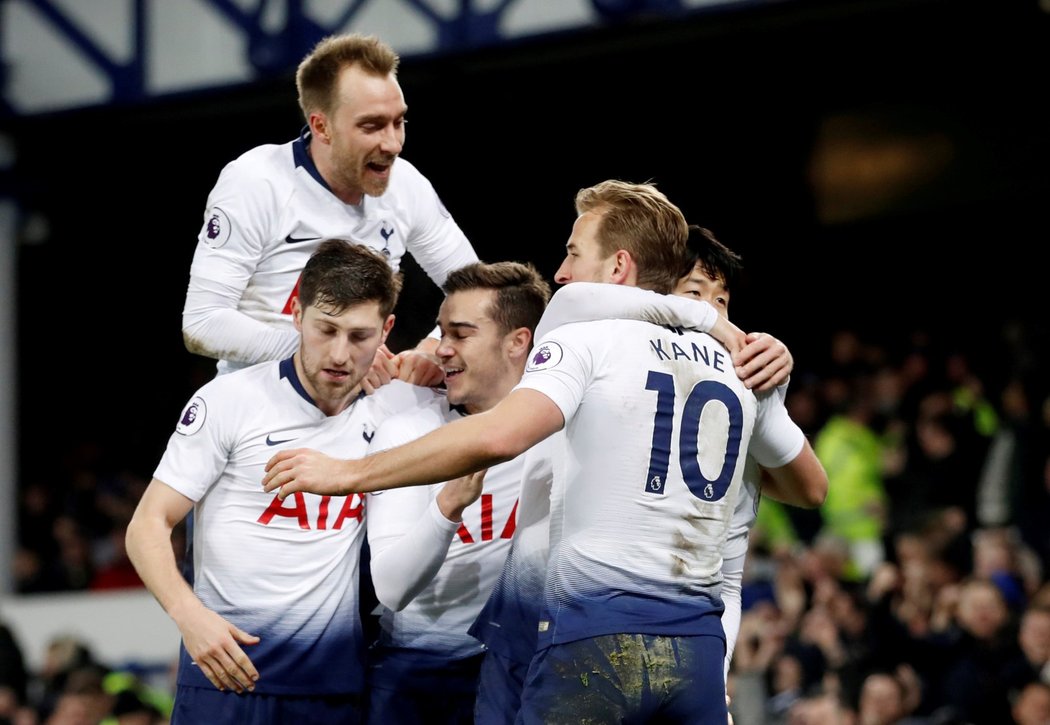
[263, 389, 562, 499]
[126, 480, 260, 692]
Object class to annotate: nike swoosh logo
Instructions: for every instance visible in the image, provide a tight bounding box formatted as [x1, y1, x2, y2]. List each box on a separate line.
[362, 430, 375, 443]
[285, 234, 320, 244]
[266, 434, 297, 446]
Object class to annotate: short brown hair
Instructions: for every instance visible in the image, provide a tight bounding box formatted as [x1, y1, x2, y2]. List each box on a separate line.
[442, 261, 551, 341]
[296, 33, 400, 119]
[574, 180, 689, 294]
[300, 240, 402, 317]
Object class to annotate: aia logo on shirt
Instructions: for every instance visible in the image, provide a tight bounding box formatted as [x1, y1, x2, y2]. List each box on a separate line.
[455, 496, 517, 544]
[258, 492, 364, 530]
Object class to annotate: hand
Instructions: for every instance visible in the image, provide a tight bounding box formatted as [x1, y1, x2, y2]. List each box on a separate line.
[263, 448, 355, 500]
[708, 315, 747, 356]
[436, 468, 488, 522]
[176, 604, 259, 693]
[361, 345, 399, 395]
[396, 348, 445, 388]
[733, 332, 792, 391]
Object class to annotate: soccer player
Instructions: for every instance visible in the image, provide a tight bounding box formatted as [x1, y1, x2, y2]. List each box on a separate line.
[469, 225, 820, 723]
[362, 261, 551, 724]
[126, 240, 434, 725]
[263, 180, 826, 723]
[181, 32, 478, 385]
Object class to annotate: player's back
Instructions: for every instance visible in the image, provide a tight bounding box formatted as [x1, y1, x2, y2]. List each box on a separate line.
[518, 318, 757, 647]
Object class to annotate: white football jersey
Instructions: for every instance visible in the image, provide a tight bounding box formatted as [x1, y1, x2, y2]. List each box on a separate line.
[186, 130, 479, 374]
[468, 434, 562, 665]
[516, 319, 801, 648]
[366, 394, 521, 658]
[154, 359, 431, 695]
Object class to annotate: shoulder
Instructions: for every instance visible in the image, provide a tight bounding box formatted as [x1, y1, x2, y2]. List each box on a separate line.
[369, 380, 442, 417]
[199, 361, 282, 402]
[383, 157, 438, 201]
[215, 142, 295, 190]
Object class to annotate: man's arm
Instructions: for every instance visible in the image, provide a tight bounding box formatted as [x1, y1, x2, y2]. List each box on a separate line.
[367, 470, 486, 611]
[125, 480, 260, 692]
[263, 389, 563, 499]
[534, 283, 720, 341]
[760, 439, 828, 509]
[182, 283, 299, 364]
[533, 283, 790, 391]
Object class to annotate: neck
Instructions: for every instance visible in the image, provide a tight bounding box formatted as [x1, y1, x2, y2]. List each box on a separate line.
[463, 374, 520, 416]
[308, 138, 364, 206]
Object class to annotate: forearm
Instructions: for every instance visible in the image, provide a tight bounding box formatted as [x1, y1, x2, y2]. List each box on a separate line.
[125, 517, 203, 626]
[182, 287, 299, 364]
[721, 554, 745, 682]
[369, 500, 459, 611]
[356, 412, 516, 492]
[535, 283, 718, 340]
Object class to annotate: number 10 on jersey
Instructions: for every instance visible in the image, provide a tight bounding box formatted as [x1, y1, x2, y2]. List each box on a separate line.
[644, 370, 743, 502]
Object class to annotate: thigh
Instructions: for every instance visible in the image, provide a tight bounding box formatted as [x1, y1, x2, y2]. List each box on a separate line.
[516, 634, 727, 725]
[172, 686, 362, 725]
[475, 650, 531, 725]
[365, 648, 482, 725]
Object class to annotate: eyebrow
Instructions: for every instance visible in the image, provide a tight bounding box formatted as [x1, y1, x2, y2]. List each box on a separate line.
[357, 110, 405, 125]
[444, 320, 480, 331]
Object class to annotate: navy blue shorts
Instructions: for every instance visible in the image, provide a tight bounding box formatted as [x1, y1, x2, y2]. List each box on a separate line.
[171, 684, 361, 725]
[474, 650, 532, 725]
[365, 647, 484, 725]
[516, 633, 727, 725]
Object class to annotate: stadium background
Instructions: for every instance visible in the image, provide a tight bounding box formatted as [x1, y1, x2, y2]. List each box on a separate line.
[2, 0, 1049, 717]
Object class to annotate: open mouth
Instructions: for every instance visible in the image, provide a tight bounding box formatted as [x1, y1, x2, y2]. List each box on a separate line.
[443, 367, 463, 381]
[367, 160, 392, 176]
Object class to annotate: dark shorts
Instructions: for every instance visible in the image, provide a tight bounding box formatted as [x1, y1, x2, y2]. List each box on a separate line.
[365, 647, 484, 725]
[516, 633, 727, 725]
[171, 685, 361, 725]
[474, 650, 532, 725]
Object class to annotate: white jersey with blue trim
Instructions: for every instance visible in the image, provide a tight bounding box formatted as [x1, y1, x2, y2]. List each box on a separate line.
[186, 130, 478, 374]
[365, 393, 522, 659]
[154, 360, 432, 695]
[515, 319, 802, 648]
[468, 433, 562, 665]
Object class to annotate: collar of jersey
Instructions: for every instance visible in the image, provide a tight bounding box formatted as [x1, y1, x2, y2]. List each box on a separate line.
[279, 356, 365, 410]
[293, 126, 334, 193]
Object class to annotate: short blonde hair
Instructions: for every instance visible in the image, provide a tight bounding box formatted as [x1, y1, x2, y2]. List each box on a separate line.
[574, 180, 689, 293]
[295, 33, 400, 119]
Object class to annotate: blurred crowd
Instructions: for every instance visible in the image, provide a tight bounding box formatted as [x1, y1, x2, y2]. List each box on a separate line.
[4, 319, 1049, 725]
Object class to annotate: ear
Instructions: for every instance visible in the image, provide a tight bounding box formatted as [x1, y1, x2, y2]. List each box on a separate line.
[308, 112, 331, 144]
[292, 297, 304, 331]
[609, 249, 634, 285]
[381, 314, 396, 344]
[505, 327, 532, 362]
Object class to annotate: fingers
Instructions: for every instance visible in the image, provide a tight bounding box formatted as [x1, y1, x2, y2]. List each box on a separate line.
[396, 350, 444, 387]
[205, 655, 253, 693]
[363, 347, 399, 394]
[261, 453, 297, 497]
[194, 639, 259, 693]
[733, 333, 793, 391]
